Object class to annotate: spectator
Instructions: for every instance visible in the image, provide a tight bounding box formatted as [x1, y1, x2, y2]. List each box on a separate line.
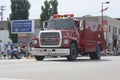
[0, 40, 3, 51]
[6, 42, 12, 59]
[0, 40, 3, 58]
[17, 44, 22, 53]
[21, 45, 27, 57]
[27, 41, 33, 58]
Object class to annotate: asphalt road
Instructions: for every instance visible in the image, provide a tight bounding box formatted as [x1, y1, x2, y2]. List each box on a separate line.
[0, 56, 120, 80]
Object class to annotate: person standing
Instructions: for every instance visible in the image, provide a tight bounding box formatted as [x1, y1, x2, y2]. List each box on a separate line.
[27, 41, 33, 58]
[0, 40, 3, 51]
[6, 42, 12, 59]
[0, 40, 3, 58]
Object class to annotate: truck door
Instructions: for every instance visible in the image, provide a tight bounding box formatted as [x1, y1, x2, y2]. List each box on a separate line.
[74, 20, 83, 48]
[78, 20, 85, 51]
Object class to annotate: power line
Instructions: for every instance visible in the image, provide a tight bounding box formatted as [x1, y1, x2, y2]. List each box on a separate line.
[0, 6, 6, 21]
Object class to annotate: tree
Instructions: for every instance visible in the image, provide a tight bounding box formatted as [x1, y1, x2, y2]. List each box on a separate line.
[40, 0, 58, 28]
[40, 0, 51, 22]
[50, 0, 58, 15]
[8, 0, 30, 43]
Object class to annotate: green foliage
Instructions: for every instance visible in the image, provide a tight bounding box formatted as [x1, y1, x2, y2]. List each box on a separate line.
[40, 0, 58, 28]
[8, 0, 30, 43]
[8, 24, 18, 43]
[50, 0, 58, 15]
[40, 0, 50, 22]
[11, 0, 30, 20]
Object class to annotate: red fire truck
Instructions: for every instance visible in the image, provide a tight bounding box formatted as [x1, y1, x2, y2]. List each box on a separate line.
[32, 14, 106, 61]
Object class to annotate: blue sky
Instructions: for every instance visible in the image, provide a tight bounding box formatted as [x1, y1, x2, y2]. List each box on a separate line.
[0, 0, 119, 20]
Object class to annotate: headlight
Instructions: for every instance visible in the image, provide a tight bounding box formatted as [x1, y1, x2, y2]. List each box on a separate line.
[63, 39, 69, 44]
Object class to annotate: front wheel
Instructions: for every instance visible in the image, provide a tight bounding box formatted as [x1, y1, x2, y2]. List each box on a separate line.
[67, 43, 78, 61]
[34, 56, 45, 61]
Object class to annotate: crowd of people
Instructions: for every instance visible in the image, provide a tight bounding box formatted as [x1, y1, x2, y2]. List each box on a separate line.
[0, 40, 33, 59]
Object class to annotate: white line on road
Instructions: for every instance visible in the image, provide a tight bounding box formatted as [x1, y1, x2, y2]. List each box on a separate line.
[0, 78, 28, 80]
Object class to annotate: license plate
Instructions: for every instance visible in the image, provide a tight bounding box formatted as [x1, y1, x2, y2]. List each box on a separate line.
[39, 50, 43, 52]
[47, 49, 52, 53]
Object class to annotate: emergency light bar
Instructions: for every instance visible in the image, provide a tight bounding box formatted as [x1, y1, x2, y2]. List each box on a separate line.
[52, 14, 74, 18]
[64, 14, 74, 17]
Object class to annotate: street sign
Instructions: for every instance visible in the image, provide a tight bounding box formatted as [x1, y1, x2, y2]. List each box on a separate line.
[11, 20, 34, 34]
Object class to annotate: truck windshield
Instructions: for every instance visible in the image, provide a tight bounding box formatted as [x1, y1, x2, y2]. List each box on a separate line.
[47, 19, 74, 29]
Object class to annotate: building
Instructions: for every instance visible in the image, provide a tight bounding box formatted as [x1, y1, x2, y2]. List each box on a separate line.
[0, 20, 8, 30]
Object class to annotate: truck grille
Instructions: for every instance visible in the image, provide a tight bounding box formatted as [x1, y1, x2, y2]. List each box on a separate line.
[40, 32, 60, 46]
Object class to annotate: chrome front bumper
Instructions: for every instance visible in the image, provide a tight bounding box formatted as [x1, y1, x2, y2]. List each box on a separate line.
[31, 48, 70, 56]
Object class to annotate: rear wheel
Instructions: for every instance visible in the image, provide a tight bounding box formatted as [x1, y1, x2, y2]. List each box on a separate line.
[89, 45, 101, 60]
[34, 56, 45, 61]
[67, 43, 78, 61]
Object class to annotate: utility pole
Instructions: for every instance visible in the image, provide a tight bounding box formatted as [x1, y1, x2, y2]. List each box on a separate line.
[101, 1, 110, 46]
[0, 6, 6, 21]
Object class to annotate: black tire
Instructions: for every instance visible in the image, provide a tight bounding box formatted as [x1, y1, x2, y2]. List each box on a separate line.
[89, 45, 101, 60]
[34, 56, 45, 61]
[67, 43, 78, 61]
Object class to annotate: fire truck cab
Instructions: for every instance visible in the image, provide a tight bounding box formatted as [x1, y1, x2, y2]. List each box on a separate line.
[32, 14, 106, 61]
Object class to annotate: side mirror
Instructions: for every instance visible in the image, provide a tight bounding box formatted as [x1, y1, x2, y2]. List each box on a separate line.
[43, 21, 48, 29]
